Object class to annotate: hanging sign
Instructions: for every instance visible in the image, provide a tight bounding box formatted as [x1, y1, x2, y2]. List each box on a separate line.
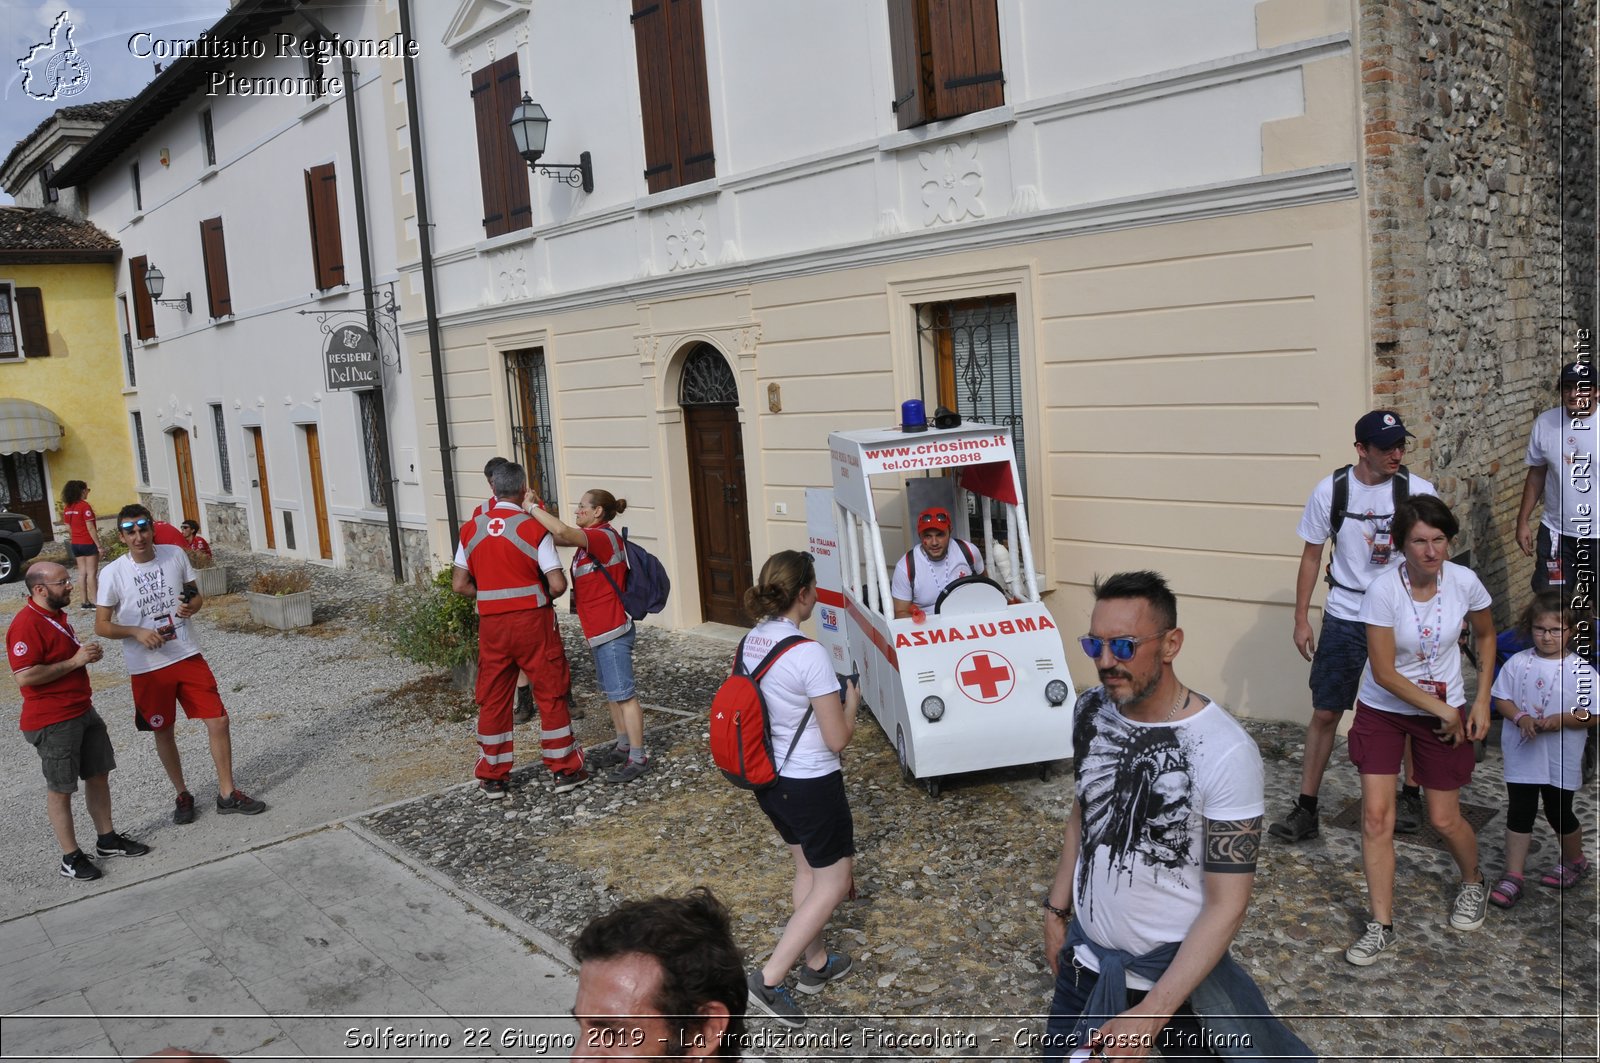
[324, 325, 380, 390]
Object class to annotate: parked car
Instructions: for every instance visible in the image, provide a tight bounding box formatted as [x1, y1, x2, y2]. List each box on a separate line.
[0, 510, 45, 583]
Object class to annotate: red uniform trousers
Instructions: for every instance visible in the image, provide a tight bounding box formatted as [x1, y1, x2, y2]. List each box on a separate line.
[474, 606, 582, 781]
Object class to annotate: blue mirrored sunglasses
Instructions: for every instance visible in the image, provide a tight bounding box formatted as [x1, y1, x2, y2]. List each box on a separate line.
[1078, 630, 1170, 661]
[119, 518, 152, 531]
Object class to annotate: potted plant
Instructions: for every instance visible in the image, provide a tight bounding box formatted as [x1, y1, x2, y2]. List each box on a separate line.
[188, 549, 229, 597]
[246, 569, 314, 631]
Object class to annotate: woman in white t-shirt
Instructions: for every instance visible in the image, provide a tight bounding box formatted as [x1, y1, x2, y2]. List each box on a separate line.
[741, 550, 860, 1027]
[1345, 496, 1498, 966]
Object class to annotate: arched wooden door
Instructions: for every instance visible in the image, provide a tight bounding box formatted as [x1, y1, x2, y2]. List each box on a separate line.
[171, 429, 199, 524]
[680, 344, 753, 626]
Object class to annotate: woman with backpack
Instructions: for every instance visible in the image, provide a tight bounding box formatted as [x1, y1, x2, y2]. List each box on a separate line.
[740, 549, 860, 1028]
[529, 490, 649, 783]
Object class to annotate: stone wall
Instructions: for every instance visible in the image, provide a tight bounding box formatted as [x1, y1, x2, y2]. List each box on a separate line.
[1362, 0, 1597, 618]
[338, 518, 431, 581]
[204, 500, 250, 548]
[137, 492, 170, 522]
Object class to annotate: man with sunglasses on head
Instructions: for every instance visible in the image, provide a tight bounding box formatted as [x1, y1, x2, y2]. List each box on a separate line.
[890, 506, 985, 619]
[96, 505, 267, 825]
[1271, 410, 1437, 845]
[10, 561, 150, 882]
[1041, 571, 1307, 1062]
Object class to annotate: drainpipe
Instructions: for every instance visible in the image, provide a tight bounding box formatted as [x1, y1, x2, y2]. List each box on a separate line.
[398, 0, 461, 545]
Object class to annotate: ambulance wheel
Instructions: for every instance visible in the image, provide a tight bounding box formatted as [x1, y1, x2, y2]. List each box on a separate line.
[923, 776, 942, 798]
[896, 726, 913, 783]
[1039, 763, 1050, 781]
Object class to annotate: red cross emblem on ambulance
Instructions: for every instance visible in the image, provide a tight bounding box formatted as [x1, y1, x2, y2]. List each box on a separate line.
[957, 650, 1014, 703]
[487, 517, 507, 536]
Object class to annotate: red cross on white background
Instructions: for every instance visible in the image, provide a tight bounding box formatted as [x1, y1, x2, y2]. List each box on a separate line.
[487, 517, 506, 536]
[957, 650, 1014, 703]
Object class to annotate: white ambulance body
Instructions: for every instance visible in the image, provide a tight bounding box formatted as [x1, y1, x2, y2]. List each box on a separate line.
[816, 422, 1074, 795]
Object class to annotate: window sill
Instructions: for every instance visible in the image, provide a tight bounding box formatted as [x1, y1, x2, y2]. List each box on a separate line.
[475, 228, 536, 256]
[301, 95, 336, 120]
[198, 166, 219, 183]
[122, 385, 138, 395]
[128, 211, 144, 226]
[211, 315, 236, 326]
[637, 178, 719, 212]
[311, 284, 351, 303]
[877, 105, 1015, 154]
[0, 356, 23, 366]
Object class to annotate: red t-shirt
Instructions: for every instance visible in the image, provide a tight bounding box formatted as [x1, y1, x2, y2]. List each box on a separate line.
[572, 524, 630, 642]
[7, 599, 92, 729]
[62, 501, 97, 546]
[187, 534, 212, 556]
[153, 521, 187, 548]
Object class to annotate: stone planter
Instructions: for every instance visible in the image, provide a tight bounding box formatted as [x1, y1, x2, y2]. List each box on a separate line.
[246, 590, 313, 631]
[451, 659, 478, 694]
[193, 565, 229, 598]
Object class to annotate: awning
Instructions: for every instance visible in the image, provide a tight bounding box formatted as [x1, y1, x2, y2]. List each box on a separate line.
[0, 398, 64, 453]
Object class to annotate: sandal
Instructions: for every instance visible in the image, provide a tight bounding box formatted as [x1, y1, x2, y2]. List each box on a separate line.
[1489, 874, 1524, 908]
[1540, 858, 1592, 889]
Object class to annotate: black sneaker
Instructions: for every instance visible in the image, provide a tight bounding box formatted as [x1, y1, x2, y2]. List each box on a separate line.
[746, 969, 805, 1028]
[173, 790, 196, 825]
[216, 789, 267, 815]
[603, 758, 651, 784]
[588, 744, 628, 769]
[1267, 803, 1318, 842]
[479, 778, 509, 800]
[552, 767, 590, 794]
[96, 832, 151, 858]
[513, 686, 537, 726]
[795, 951, 853, 995]
[1395, 790, 1423, 835]
[60, 850, 103, 881]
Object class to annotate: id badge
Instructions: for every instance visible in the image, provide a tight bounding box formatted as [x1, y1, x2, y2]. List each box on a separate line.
[1369, 532, 1393, 566]
[1546, 558, 1565, 586]
[1416, 678, 1447, 702]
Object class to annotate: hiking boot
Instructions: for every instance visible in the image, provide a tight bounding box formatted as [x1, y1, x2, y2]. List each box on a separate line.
[1344, 921, 1397, 966]
[1267, 803, 1318, 843]
[216, 789, 267, 815]
[552, 768, 590, 794]
[747, 969, 805, 1028]
[1450, 880, 1488, 931]
[588, 744, 628, 769]
[479, 778, 509, 800]
[95, 832, 151, 859]
[1395, 790, 1424, 835]
[60, 850, 103, 882]
[173, 790, 196, 825]
[604, 758, 651, 784]
[513, 686, 537, 725]
[795, 952, 853, 995]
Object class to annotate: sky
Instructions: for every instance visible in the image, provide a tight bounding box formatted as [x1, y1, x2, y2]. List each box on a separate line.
[1, 0, 230, 204]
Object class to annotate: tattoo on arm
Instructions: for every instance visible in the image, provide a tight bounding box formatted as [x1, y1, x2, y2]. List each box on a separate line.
[1204, 816, 1261, 873]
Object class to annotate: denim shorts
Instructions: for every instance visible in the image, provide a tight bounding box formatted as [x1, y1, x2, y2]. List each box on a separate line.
[590, 625, 637, 702]
[1308, 614, 1369, 712]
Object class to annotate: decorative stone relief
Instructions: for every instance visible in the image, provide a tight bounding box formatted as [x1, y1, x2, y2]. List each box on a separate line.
[736, 325, 762, 354]
[514, 23, 528, 46]
[664, 206, 708, 271]
[634, 335, 660, 364]
[718, 241, 743, 265]
[1010, 185, 1041, 214]
[920, 140, 985, 226]
[876, 210, 902, 237]
[459, 53, 475, 76]
[488, 249, 530, 303]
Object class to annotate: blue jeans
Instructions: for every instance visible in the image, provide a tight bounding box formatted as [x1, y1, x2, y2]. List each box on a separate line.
[590, 626, 636, 702]
[1044, 948, 1217, 1062]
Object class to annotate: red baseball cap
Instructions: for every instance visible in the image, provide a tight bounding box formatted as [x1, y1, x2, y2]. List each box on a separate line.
[917, 507, 952, 533]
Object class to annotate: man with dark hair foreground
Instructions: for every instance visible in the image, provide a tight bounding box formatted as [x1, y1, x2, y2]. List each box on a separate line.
[572, 889, 747, 1060]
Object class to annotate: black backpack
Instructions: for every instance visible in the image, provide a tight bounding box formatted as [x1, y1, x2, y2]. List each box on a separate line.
[1325, 464, 1410, 589]
[906, 539, 976, 600]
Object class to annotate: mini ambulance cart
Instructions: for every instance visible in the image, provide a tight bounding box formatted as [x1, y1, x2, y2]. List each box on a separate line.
[811, 420, 1075, 796]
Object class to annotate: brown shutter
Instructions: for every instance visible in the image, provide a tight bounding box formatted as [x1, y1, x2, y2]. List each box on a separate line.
[129, 255, 156, 340]
[472, 61, 508, 236]
[493, 56, 532, 232]
[928, 0, 1004, 118]
[200, 217, 232, 318]
[631, 0, 679, 193]
[888, 0, 929, 129]
[304, 163, 345, 289]
[667, 0, 716, 186]
[15, 288, 48, 357]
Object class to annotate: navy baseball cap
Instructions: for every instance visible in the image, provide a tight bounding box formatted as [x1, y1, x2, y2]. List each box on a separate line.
[1560, 361, 1595, 387]
[1354, 410, 1413, 448]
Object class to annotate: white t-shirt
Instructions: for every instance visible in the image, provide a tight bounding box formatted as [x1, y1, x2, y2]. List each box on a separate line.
[889, 540, 985, 607]
[1297, 470, 1438, 620]
[1526, 407, 1599, 538]
[97, 545, 203, 676]
[1491, 649, 1596, 789]
[740, 616, 841, 779]
[1070, 688, 1265, 990]
[1355, 561, 1492, 716]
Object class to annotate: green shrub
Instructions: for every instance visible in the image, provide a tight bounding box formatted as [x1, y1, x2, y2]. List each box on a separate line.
[378, 567, 478, 670]
[249, 569, 312, 595]
[98, 529, 127, 562]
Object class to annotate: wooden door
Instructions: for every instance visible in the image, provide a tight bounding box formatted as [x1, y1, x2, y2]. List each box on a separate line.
[303, 424, 333, 560]
[248, 427, 274, 549]
[0, 452, 53, 540]
[685, 405, 753, 626]
[171, 429, 199, 524]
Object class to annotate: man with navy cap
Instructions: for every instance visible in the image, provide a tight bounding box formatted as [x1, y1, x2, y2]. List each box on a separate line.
[1271, 409, 1437, 844]
[1516, 361, 1597, 596]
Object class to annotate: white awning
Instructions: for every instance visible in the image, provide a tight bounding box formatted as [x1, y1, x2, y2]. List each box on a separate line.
[0, 398, 64, 453]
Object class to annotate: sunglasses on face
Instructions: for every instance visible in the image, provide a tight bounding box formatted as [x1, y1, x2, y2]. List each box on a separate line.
[1077, 630, 1170, 661]
[119, 518, 152, 531]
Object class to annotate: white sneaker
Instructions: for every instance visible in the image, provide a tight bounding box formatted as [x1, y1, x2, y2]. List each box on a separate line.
[1450, 880, 1488, 931]
[1345, 921, 1397, 966]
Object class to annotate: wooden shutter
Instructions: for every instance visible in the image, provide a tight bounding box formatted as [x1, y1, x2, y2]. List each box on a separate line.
[928, 0, 1004, 117]
[667, 0, 715, 186]
[304, 163, 345, 289]
[200, 217, 232, 318]
[631, 0, 679, 193]
[129, 255, 156, 340]
[15, 288, 48, 357]
[493, 56, 531, 233]
[471, 60, 509, 236]
[888, 0, 929, 129]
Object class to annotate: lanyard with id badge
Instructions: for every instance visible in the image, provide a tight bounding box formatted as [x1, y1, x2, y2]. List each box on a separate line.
[1399, 562, 1448, 703]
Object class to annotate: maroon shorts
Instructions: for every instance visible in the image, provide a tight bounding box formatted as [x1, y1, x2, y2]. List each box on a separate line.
[132, 655, 227, 732]
[1348, 701, 1475, 790]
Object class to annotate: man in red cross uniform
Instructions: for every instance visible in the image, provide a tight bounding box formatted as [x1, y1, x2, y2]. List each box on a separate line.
[453, 461, 588, 798]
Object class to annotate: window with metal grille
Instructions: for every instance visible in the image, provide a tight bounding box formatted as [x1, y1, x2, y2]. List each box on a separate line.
[504, 348, 557, 509]
[914, 295, 1028, 541]
[199, 109, 216, 167]
[358, 390, 386, 507]
[120, 295, 136, 386]
[679, 343, 738, 405]
[210, 404, 232, 493]
[131, 411, 150, 484]
[0, 284, 16, 359]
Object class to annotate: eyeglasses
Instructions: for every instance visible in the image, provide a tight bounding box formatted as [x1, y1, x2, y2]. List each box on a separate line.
[1078, 630, 1171, 661]
[37, 578, 71, 587]
[119, 518, 152, 531]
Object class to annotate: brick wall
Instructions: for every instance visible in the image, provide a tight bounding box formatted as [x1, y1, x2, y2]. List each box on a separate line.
[1362, 0, 1597, 619]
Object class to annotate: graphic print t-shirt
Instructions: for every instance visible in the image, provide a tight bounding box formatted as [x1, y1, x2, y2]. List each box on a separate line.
[97, 545, 201, 675]
[1070, 687, 1264, 988]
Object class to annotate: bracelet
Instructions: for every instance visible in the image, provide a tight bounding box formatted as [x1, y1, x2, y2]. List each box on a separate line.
[1042, 897, 1071, 919]
[1513, 711, 1531, 725]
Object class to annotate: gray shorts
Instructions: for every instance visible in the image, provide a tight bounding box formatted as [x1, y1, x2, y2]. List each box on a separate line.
[23, 709, 116, 794]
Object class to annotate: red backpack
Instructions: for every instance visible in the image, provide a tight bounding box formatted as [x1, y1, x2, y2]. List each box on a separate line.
[709, 634, 814, 790]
